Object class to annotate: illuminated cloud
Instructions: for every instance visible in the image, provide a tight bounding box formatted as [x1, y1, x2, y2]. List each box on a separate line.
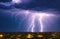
[26, 12, 55, 32]
[0, 2, 12, 6]
[12, 0, 22, 3]
[0, 8, 59, 32]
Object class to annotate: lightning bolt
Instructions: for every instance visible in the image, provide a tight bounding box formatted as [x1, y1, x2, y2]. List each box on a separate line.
[10, 9, 55, 32]
[27, 14, 35, 32]
[27, 12, 55, 32]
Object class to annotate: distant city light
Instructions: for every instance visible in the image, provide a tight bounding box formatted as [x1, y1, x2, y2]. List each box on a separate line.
[0, 34, 3, 38]
[26, 34, 33, 38]
[37, 34, 43, 38]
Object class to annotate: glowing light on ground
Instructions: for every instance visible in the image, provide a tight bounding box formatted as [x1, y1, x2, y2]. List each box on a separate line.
[26, 34, 33, 38]
[0, 34, 3, 38]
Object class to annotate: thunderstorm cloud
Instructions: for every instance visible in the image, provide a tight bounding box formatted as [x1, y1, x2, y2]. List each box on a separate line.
[0, 0, 60, 32]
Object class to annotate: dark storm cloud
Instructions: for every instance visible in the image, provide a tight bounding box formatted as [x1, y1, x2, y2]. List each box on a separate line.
[12, 0, 60, 11]
[0, 0, 12, 2]
[0, 0, 60, 14]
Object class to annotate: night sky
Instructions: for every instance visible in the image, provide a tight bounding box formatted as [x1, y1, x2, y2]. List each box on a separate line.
[0, 0, 60, 32]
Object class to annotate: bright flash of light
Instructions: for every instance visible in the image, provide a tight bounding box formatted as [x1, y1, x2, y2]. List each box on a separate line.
[26, 12, 55, 32]
[12, 0, 22, 3]
[9, 9, 55, 32]
[37, 13, 53, 32]
[27, 15, 35, 32]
